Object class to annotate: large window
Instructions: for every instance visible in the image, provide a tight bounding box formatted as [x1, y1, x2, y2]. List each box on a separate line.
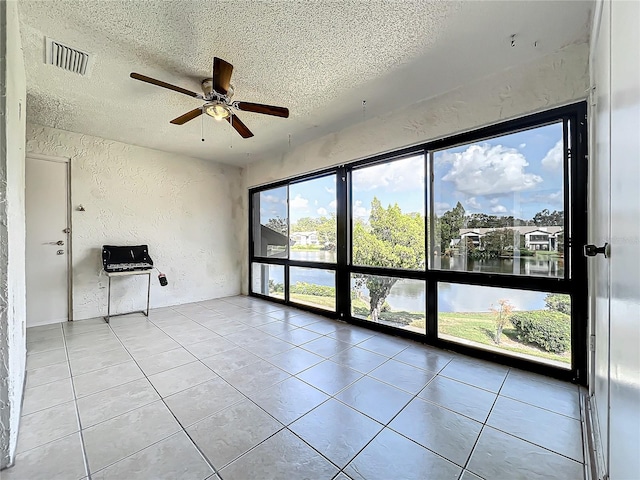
[437, 283, 571, 368]
[249, 103, 587, 384]
[290, 175, 337, 263]
[290, 267, 336, 311]
[432, 122, 566, 279]
[253, 187, 288, 258]
[351, 275, 426, 334]
[352, 155, 425, 270]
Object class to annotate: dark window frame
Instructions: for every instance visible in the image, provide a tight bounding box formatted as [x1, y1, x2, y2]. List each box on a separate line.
[248, 101, 588, 385]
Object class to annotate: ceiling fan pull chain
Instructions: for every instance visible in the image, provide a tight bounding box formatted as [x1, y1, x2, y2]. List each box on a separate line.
[362, 100, 367, 121]
[201, 112, 205, 142]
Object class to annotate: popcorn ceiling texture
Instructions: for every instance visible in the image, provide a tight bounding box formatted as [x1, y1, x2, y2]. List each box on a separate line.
[240, 43, 590, 293]
[26, 124, 244, 321]
[16, 0, 592, 166]
[1, 0, 27, 469]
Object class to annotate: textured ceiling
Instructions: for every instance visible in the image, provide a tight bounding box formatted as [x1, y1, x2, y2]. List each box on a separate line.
[17, 0, 592, 166]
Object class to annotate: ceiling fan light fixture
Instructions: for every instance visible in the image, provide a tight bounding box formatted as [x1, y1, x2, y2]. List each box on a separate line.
[204, 102, 230, 121]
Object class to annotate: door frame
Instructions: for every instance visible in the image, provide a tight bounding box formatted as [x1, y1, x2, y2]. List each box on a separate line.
[26, 153, 73, 322]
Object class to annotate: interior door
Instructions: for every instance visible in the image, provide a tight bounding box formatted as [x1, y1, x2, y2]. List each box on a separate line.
[608, 1, 640, 477]
[26, 156, 70, 326]
[590, 0, 611, 473]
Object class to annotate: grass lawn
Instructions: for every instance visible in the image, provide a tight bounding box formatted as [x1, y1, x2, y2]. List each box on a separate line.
[289, 293, 336, 311]
[434, 312, 569, 365]
[271, 292, 570, 366]
[534, 251, 563, 258]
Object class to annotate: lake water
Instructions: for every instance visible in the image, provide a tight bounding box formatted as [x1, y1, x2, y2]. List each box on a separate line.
[260, 250, 558, 313]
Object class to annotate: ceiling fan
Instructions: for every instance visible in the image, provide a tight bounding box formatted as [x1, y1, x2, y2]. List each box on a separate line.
[130, 57, 289, 138]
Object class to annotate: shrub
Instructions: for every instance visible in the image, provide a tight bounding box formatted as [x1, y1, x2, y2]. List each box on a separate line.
[289, 282, 335, 297]
[509, 310, 571, 353]
[268, 280, 284, 293]
[544, 293, 571, 315]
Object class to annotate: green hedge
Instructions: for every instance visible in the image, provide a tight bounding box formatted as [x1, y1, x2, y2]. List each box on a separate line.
[290, 282, 335, 297]
[509, 310, 571, 353]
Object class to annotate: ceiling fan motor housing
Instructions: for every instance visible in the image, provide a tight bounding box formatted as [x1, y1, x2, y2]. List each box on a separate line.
[201, 78, 213, 95]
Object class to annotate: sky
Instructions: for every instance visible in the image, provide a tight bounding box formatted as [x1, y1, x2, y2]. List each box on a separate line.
[258, 121, 565, 226]
[434, 122, 564, 220]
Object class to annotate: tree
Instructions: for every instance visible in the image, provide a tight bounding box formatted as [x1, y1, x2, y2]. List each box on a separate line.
[490, 299, 514, 344]
[533, 209, 564, 227]
[291, 215, 337, 246]
[265, 216, 287, 236]
[352, 198, 425, 322]
[482, 228, 516, 255]
[438, 202, 466, 251]
[544, 293, 571, 314]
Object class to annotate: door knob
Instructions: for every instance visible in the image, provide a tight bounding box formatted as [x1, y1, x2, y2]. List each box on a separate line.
[56, 240, 64, 246]
[57, 250, 64, 255]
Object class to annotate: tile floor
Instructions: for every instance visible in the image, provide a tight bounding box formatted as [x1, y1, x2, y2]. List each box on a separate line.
[8, 295, 586, 480]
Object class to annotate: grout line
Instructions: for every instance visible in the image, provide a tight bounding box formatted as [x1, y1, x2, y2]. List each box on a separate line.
[106, 321, 222, 479]
[458, 367, 510, 478]
[60, 324, 93, 480]
[25, 297, 584, 480]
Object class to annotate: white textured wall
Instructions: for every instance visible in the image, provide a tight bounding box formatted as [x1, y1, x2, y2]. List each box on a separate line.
[26, 124, 243, 320]
[0, 0, 27, 469]
[240, 43, 590, 293]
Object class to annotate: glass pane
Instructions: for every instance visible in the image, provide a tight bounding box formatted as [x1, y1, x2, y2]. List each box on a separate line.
[253, 187, 288, 258]
[438, 283, 571, 368]
[352, 155, 426, 271]
[432, 122, 565, 278]
[251, 263, 285, 300]
[290, 267, 336, 311]
[289, 175, 337, 263]
[351, 274, 425, 334]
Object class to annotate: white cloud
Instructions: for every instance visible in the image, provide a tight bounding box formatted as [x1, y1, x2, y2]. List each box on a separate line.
[263, 194, 285, 204]
[325, 187, 335, 194]
[541, 140, 563, 170]
[317, 207, 328, 216]
[489, 198, 500, 205]
[519, 143, 527, 148]
[466, 197, 481, 209]
[290, 194, 309, 209]
[440, 144, 543, 195]
[491, 204, 507, 213]
[435, 202, 451, 215]
[536, 190, 563, 206]
[548, 190, 563, 203]
[353, 200, 371, 219]
[352, 155, 425, 192]
[314, 200, 318, 206]
[329, 200, 337, 209]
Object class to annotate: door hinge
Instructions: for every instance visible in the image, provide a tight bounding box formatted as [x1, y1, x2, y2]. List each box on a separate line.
[589, 334, 596, 352]
[590, 85, 597, 107]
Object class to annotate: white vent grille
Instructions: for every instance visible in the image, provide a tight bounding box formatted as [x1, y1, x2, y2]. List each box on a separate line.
[45, 38, 92, 76]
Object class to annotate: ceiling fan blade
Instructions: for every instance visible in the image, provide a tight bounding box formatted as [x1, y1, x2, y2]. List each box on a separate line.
[213, 57, 234, 95]
[170, 108, 203, 125]
[226, 114, 254, 138]
[130, 73, 200, 98]
[234, 101, 289, 118]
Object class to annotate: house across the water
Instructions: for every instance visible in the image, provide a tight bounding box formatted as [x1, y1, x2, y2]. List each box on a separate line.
[457, 226, 564, 251]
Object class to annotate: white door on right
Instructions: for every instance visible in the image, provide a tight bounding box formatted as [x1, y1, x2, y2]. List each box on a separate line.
[25, 156, 70, 327]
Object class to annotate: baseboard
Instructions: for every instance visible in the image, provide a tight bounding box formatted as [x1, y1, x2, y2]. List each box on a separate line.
[582, 390, 608, 480]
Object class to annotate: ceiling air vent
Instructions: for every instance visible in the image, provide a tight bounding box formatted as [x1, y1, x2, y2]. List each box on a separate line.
[45, 38, 93, 76]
